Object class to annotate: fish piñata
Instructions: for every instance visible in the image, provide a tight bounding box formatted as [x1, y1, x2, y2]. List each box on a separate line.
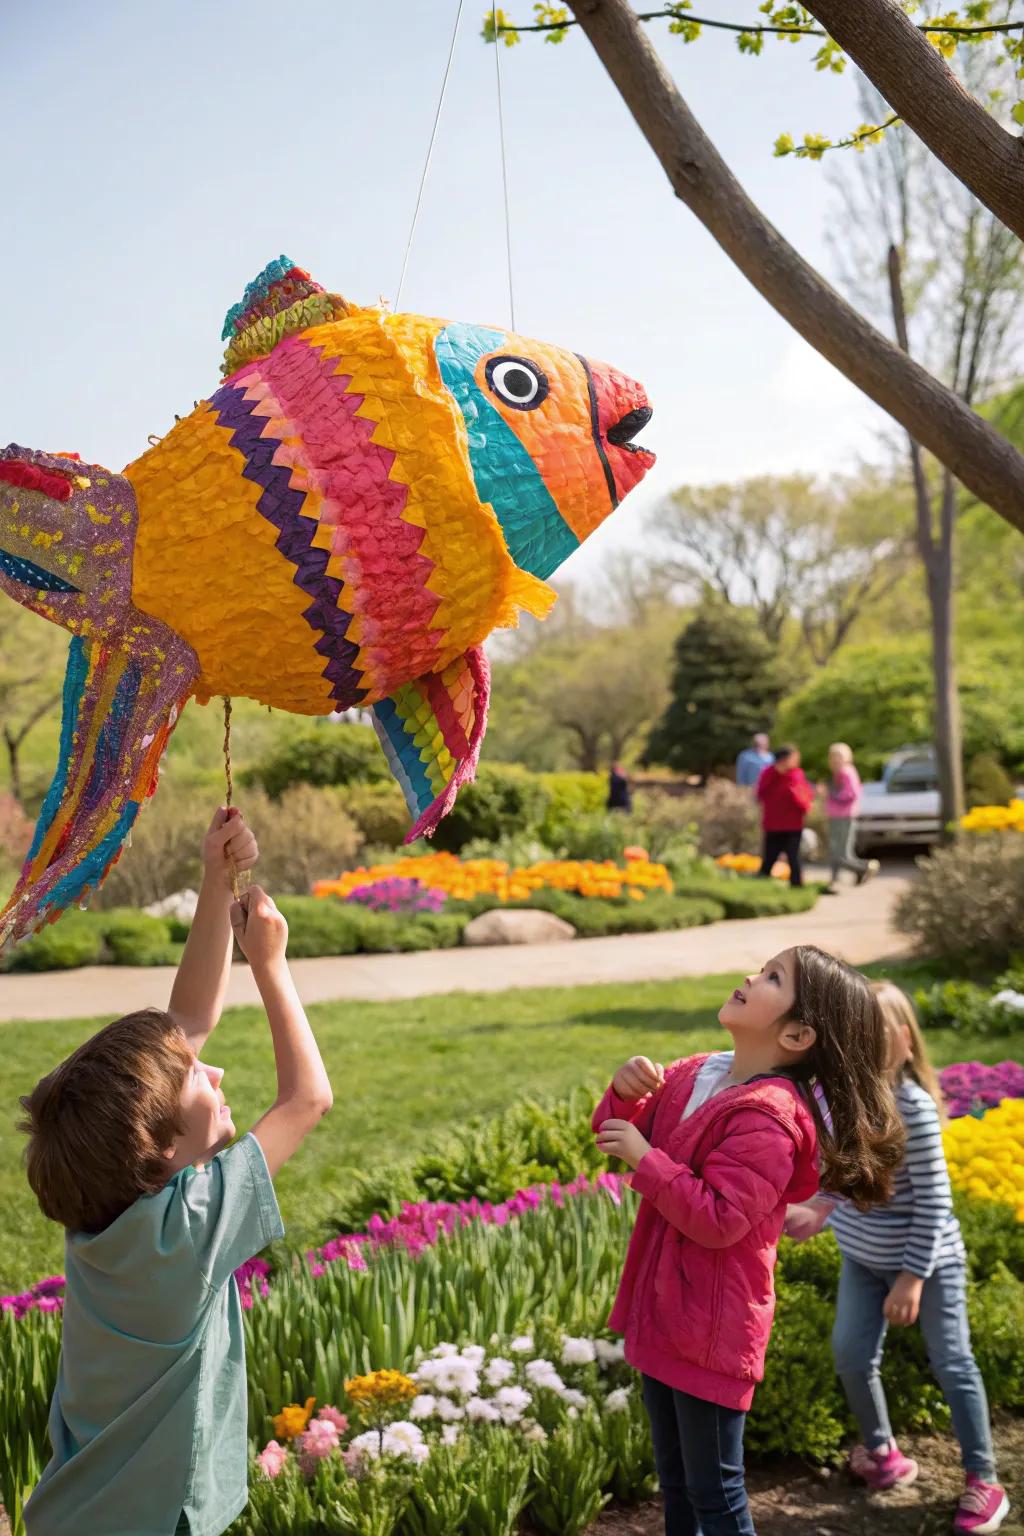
[0, 257, 654, 944]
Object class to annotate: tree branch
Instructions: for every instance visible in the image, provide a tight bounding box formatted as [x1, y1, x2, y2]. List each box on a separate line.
[801, 0, 1024, 241]
[566, 0, 1024, 535]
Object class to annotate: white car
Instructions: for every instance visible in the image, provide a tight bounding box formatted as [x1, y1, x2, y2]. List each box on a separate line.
[854, 747, 942, 855]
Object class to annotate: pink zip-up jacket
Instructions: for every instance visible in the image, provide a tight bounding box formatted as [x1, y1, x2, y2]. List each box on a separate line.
[594, 1054, 820, 1410]
[826, 764, 862, 820]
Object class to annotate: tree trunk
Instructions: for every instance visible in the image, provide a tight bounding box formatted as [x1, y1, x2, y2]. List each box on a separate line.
[2, 725, 23, 808]
[886, 246, 965, 836]
[929, 472, 965, 834]
[564, 0, 1024, 535]
[802, 0, 1024, 243]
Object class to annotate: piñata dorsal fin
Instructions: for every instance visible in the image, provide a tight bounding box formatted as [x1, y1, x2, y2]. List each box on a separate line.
[220, 255, 354, 377]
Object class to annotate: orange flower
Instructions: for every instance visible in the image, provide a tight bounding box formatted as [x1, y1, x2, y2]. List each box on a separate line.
[272, 1396, 316, 1441]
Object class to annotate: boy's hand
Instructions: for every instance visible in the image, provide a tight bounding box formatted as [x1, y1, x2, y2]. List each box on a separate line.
[203, 807, 259, 893]
[612, 1056, 664, 1100]
[884, 1271, 924, 1327]
[595, 1118, 651, 1169]
[230, 885, 288, 970]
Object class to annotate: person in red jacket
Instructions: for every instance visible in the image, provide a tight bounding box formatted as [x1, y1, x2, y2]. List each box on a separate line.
[594, 945, 906, 1536]
[756, 745, 815, 888]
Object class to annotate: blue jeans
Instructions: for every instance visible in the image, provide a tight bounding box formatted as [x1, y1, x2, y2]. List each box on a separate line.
[831, 1255, 995, 1479]
[642, 1375, 755, 1535]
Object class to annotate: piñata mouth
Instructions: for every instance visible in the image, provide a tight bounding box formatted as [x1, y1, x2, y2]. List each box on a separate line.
[606, 405, 654, 456]
[0, 548, 79, 593]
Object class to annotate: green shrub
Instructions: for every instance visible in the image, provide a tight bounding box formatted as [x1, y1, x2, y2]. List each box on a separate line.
[957, 1193, 1024, 1280]
[895, 836, 1024, 967]
[529, 1408, 610, 1534]
[241, 785, 363, 894]
[3, 910, 104, 972]
[99, 909, 178, 966]
[97, 785, 209, 907]
[966, 753, 1015, 810]
[276, 897, 469, 958]
[243, 722, 388, 798]
[969, 1263, 1024, 1410]
[674, 875, 819, 918]
[342, 780, 410, 849]
[747, 1279, 850, 1460]
[430, 764, 550, 854]
[536, 772, 607, 848]
[912, 977, 1024, 1037]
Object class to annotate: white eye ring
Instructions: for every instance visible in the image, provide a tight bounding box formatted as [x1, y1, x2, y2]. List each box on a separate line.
[485, 355, 549, 411]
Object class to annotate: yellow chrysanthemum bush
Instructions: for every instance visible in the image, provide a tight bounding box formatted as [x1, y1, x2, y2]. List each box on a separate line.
[960, 800, 1024, 834]
[314, 851, 674, 905]
[944, 1099, 1024, 1223]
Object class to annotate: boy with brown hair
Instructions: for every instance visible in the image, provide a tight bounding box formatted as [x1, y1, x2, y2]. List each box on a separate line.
[19, 807, 333, 1536]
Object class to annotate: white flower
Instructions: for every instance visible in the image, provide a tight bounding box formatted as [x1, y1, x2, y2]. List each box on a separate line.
[441, 1424, 461, 1446]
[604, 1388, 631, 1414]
[510, 1335, 534, 1354]
[409, 1394, 437, 1420]
[383, 1421, 425, 1454]
[595, 1339, 626, 1368]
[466, 1396, 502, 1422]
[435, 1397, 466, 1422]
[525, 1358, 557, 1383]
[494, 1385, 532, 1425]
[991, 989, 1024, 1014]
[417, 1356, 480, 1398]
[348, 1429, 382, 1461]
[460, 1345, 486, 1367]
[561, 1335, 597, 1366]
[562, 1388, 587, 1410]
[567, 1405, 580, 1419]
[432, 1342, 459, 1357]
[484, 1357, 516, 1387]
[522, 1420, 547, 1443]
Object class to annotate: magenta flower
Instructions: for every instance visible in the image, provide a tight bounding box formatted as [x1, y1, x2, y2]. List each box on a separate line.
[316, 1405, 350, 1433]
[298, 1417, 340, 1460]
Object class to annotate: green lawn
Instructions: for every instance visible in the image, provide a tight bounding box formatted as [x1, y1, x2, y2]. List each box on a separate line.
[1, 961, 1018, 1295]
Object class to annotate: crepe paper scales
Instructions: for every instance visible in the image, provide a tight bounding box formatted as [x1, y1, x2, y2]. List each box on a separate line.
[0, 258, 654, 945]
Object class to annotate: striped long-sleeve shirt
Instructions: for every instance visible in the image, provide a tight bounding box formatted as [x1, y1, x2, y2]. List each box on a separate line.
[829, 1076, 965, 1278]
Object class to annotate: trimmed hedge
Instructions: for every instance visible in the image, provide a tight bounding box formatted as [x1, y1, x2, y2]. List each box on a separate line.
[672, 874, 820, 918]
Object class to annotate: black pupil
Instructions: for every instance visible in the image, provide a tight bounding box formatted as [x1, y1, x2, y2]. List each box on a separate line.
[504, 368, 534, 398]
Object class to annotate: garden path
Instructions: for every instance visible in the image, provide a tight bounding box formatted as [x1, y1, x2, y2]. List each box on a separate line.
[0, 866, 914, 1023]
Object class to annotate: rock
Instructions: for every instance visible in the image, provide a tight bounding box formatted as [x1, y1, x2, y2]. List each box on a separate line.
[463, 909, 576, 947]
[143, 888, 199, 926]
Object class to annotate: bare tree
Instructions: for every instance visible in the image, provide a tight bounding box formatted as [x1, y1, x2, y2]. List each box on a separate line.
[650, 473, 910, 662]
[833, 68, 1024, 828]
[0, 608, 66, 807]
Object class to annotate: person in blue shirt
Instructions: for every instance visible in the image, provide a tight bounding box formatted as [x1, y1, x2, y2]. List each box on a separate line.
[19, 807, 333, 1536]
[735, 733, 775, 789]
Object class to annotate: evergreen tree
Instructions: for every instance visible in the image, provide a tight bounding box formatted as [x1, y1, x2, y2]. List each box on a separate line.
[646, 607, 785, 779]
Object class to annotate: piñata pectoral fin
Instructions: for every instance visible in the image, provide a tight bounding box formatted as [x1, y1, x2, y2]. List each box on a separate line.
[371, 648, 491, 843]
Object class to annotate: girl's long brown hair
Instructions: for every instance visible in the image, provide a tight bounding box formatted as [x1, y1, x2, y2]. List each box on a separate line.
[870, 980, 947, 1124]
[786, 946, 906, 1208]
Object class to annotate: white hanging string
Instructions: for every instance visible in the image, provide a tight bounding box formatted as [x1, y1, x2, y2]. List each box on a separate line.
[492, 2, 516, 331]
[395, 0, 466, 312]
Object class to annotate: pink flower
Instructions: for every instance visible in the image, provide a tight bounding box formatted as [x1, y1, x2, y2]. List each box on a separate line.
[317, 1405, 349, 1432]
[298, 1418, 340, 1460]
[256, 1440, 289, 1479]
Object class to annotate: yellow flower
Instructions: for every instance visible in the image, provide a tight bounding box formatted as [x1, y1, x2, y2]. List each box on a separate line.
[272, 1396, 316, 1441]
[344, 1369, 418, 1409]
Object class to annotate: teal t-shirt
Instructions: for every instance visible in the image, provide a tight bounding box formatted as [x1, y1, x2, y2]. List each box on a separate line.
[25, 1133, 284, 1536]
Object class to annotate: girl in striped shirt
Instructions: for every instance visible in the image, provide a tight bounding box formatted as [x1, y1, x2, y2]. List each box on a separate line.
[787, 981, 1009, 1534]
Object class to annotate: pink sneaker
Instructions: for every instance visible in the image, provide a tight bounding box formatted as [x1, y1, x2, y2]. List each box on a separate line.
[954, 1474, 1010, 1534]
[849, 1439, 920, 1490]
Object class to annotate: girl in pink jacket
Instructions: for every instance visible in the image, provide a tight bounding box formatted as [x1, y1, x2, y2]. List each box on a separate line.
[594, 944, 905, 1536]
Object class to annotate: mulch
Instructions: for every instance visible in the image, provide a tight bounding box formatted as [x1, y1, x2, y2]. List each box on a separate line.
[591, 1414, 1024, 1536]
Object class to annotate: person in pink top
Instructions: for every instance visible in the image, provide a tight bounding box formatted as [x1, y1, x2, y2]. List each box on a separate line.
[593, 946, 906, 1536]
[823, 742, 879, 894]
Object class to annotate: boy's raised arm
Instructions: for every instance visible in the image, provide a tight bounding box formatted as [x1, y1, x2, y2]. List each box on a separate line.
[167, 808, 258, 1056]
[232, 887, 332, 1177]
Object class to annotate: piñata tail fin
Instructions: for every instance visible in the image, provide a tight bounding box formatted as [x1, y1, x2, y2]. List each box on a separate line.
[371, 648, 490, 842]
[220, 255, 353, 378]
[0, 631, 198, 950]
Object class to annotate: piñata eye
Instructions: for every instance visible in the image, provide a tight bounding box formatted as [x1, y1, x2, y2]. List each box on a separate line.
[485, 356, 549, 410]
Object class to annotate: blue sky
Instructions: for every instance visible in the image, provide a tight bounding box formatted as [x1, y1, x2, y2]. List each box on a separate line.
[1, 1, 883, 585]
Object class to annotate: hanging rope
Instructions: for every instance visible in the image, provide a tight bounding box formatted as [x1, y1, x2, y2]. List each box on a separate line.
[222, 696, 249, 901]
[395, 0, 466, 311]
[492, 0, 516, 332]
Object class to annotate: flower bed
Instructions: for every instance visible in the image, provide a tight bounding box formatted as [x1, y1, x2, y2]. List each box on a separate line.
[944, 1098, 1024, 1220]
[715, 852, 788, 879]
[314, 851, 674, 904]
[939, 1061, 1024, 1120]
[960, 800, 1024, 833]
